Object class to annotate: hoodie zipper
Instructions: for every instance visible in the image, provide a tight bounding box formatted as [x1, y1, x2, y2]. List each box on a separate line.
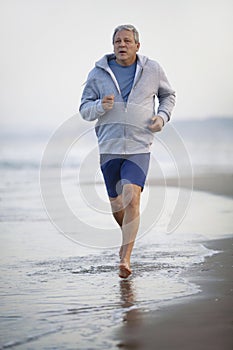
[106, 64, 143, 153]
[124, 65, 143, 112]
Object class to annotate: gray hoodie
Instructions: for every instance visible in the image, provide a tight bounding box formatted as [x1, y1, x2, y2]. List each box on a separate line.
[79, 54, 176, 154]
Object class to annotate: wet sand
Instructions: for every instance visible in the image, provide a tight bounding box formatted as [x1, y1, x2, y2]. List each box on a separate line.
[115, 172, 233, 350]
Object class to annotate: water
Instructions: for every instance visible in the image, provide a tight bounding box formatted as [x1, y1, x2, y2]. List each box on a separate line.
[0, 118, 233, 349]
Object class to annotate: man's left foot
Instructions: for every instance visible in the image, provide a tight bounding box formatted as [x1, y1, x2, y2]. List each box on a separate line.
[119, 263, 132, 279]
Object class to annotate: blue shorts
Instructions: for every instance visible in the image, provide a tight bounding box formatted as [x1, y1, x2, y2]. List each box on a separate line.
[100, 153, 150, 198]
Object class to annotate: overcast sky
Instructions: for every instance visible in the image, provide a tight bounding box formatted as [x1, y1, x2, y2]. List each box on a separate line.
[1, 0, 233, 131]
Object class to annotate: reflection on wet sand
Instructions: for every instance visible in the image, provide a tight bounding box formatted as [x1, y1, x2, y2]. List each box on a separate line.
[119, 279, 135, 308]
[120, 279, 141, 325]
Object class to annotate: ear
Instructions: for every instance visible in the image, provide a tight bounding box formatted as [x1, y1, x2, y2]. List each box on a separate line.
[136, 42, 140, 51]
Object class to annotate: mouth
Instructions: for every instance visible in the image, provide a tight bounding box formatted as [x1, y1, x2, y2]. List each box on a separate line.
[118, 50, 127, 54]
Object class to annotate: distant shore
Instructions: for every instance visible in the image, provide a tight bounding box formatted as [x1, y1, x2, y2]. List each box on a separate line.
[149, 172, 233, 198]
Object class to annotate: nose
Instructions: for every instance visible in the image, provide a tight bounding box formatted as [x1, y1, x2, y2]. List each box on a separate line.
[119, 40, 126, 46]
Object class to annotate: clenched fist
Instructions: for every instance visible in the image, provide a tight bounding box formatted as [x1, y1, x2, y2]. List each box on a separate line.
[102, 95, 114, 111]
[148, 115, 164, 133]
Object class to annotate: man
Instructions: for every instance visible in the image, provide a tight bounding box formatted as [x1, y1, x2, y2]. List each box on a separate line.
[79, 24, 176, 278]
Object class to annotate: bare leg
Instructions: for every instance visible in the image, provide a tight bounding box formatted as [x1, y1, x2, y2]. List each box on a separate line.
[110, 184, 141, 278]
[110, 194, 124, 227]
[119, 184, 141, 278]
[109, 195, 124, 258]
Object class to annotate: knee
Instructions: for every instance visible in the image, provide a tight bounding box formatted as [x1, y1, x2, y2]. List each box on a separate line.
[123, 185, 141, 211]
[110, 196, 123, 213]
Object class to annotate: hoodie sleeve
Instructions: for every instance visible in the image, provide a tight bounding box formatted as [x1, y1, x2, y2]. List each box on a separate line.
[157, 65, 176, 124]
[79, 74, 106, 121]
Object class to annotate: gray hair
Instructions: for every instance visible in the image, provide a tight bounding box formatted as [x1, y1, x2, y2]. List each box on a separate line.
[112, 24, 140, 44]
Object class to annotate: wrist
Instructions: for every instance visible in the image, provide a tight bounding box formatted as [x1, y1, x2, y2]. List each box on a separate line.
[157, 115, 165, 127]
[157, 112, 168, 125]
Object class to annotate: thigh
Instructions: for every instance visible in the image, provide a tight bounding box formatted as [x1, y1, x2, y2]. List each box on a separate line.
[121, 153, 150, 190]
[100, 157, 123, 198]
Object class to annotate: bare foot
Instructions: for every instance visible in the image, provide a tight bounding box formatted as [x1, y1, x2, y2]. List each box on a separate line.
[119, 263, 132, 279]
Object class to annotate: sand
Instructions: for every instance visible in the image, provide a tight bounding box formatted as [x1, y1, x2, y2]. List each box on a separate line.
[115, 173, 233, 350]
[150, 172, 233, 198]
[116, 238, 233, 350]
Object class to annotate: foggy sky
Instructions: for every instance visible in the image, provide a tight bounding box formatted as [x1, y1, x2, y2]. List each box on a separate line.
[1, 0, 233, 131]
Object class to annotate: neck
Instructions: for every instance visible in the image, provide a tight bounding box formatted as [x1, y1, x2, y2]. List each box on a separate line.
[115, 57, 137, 66]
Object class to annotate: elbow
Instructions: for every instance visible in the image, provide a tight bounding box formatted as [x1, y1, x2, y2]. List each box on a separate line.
[79, 106, 97, 122]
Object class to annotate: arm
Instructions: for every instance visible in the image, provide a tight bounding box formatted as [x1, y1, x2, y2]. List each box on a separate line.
[149, 65, 176, 132]
[157, 65, 176, 124]
[79, 77, 106, 121]
[79, 75, 115, 121]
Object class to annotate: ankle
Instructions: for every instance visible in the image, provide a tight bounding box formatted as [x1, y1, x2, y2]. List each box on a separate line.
[120, 257, 130, 266]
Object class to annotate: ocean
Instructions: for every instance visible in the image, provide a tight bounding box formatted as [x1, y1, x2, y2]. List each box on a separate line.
[0, 117, 233, 349]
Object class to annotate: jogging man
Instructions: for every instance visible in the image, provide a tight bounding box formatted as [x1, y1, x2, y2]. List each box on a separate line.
[79, 24, 176, 278]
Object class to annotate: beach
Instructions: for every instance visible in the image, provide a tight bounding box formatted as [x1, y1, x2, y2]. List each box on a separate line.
[1, 172, 233, 349]
[1, 0, 233, 346]
[1, 118, 233, 349]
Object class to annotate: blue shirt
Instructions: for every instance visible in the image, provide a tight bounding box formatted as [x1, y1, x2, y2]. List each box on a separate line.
[108, 58, 137, 102]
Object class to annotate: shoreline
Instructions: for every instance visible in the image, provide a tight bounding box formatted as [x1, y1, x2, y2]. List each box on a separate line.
[116, 237, 233, 349]
[149, 172, 233, 198]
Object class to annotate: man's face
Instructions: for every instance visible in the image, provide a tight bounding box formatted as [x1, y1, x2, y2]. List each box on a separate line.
[113, 30, 140, 66]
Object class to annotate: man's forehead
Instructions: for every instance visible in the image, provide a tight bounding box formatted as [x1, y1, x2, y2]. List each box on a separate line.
[115, 30, 134, 38]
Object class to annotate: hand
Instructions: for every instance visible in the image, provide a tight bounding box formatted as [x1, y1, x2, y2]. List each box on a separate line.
[148, 115, 164, 133]
[102, 94, 114, 111]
